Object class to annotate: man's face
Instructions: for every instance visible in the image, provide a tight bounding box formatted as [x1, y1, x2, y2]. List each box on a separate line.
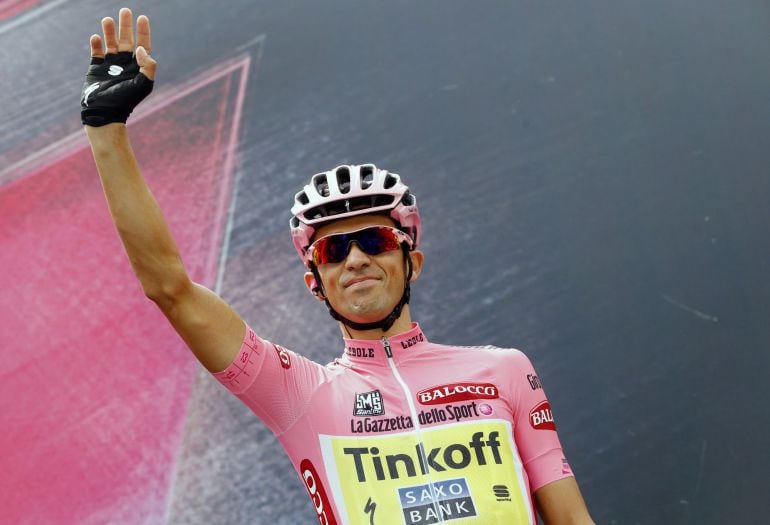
[307, 214, 422, 325]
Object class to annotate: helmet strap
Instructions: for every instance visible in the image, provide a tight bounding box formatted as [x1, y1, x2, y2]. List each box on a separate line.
[311, 245, 413, 332]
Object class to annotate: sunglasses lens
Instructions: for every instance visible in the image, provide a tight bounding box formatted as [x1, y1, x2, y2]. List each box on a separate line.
[322, 236, 351, 264]
[310, 227, 407, 265]
[358, 229, 401, 256]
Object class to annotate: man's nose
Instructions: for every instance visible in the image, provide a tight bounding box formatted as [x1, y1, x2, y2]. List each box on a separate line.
[345, 242, 371, 268]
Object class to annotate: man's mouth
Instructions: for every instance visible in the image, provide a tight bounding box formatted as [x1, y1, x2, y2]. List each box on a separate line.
[344, 276, 379, 288]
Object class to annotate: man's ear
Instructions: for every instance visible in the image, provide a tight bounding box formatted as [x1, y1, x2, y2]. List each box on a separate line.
[304, 271, 326, 301]
[408, 250, 424, 282]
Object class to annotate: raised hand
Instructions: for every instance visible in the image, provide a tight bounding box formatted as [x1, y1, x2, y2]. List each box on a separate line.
[81, 8, 156, 127]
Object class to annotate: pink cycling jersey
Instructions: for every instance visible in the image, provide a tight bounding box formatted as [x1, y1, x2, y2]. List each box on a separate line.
[214, 322, 573, 525]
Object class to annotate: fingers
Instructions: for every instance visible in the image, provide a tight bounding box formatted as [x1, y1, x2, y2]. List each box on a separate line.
[101, 16, 118, 54]
[117, 7, 134, 52]
[135, 46, 157, 80]
[99, 9, 152, 56]
[136, 15, 151, 54]
[89, 34, 104, 59]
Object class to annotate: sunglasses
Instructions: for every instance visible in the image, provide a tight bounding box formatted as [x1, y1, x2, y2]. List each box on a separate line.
[307, 226, 413, 266]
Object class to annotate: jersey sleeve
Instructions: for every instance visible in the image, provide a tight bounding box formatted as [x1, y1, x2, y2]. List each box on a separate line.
[508, 350, 574, 492]
[212, 324, 325, 435]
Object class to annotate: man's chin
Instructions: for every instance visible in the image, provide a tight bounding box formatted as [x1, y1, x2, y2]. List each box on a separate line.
[341, 303, 392, 325]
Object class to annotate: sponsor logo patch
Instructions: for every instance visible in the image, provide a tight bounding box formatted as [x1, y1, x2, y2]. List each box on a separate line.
[346, 346, 374, 358]
[363, 497, 377, 524]
[351, 415, 414, 433]
[300, 459, 338, 525]
[527, 374, 543, 390]
[398, 477, 477, 524]
[273, 344, 291, 369]
[478, 403, 493, 416]
[529, 400, 556, 430]
[493, 484, 511, 502]
[417, 383, 499, 405]
[354, 390, 384, 417]
[400, 333, 425, 349]
[350, 402, 483, 434]
[83, 82, 100, 106]
[418, 402, 480, 425]
[343, 431, 504, 482]
[321, 421, 533, 525]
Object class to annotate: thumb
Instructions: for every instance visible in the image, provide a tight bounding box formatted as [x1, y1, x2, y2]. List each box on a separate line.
[136, 46, 157, 80]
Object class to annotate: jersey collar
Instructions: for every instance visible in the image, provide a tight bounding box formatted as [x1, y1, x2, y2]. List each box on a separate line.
[342, 323, 428, 365]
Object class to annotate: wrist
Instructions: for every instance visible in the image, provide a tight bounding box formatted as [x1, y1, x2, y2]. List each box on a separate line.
[85, 123, 130, 152]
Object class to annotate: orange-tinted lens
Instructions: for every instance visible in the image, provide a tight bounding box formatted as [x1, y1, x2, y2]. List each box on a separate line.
[310, 226, 407, 265]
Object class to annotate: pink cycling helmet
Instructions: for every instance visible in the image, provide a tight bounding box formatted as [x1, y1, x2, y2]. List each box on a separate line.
[290, 164, 421, 264]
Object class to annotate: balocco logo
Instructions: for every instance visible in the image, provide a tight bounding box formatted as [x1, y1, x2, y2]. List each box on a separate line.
[529, 401, 556, 430]
[300, 459, 337, 525]
[417, 383, 499, 405]
[273, 344, 291, 369]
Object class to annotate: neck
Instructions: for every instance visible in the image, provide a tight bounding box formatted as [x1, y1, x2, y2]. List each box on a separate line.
[339, 305, 413, 340]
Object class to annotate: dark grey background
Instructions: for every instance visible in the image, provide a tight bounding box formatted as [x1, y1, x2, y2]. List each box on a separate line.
[2, 1, 768, 523]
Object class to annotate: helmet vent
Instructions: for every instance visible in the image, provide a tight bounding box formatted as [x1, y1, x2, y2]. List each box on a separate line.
[360, 165, 374, 189]
[384, 173, 398, 189]
[305, 195, 394, 221]
[296, 191, 309, 205]
[313, 174, 330, 197]
[337, 167, 351, 194]
[353, 194, 394, 211]
[307, 206, 327, 220]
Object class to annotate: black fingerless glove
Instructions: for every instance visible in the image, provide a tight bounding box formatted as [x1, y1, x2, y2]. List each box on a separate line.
[80, 51, 153, 127]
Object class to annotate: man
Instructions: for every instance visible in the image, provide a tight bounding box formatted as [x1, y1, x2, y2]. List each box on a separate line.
[82, 8, 594, 524]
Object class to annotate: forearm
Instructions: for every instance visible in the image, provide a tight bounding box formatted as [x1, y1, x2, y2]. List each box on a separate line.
[534, 477, 594, 525]
[86, 123, 189, 302]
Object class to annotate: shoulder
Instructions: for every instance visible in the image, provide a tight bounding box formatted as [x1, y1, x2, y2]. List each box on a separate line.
[431, 343, 529, 362]
[432, 341, 532, 367]
[323, 356, 351, 373]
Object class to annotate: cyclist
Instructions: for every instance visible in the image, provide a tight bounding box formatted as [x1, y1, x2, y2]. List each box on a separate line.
[83, 8, 594, 524]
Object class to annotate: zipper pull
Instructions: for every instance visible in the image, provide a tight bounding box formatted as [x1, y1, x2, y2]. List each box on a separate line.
[381, 336, 392, 358]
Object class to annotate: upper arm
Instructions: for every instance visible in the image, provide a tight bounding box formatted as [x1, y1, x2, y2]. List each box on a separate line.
[154, 279, 245, 372]
[505, 350, 593, 523]
[508, 350, 570, 488]
[534, 477, 594, 525]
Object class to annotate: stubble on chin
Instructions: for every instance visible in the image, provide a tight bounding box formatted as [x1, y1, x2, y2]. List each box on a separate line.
[345, 295, 386, 317]
[341, 286, 392, 320]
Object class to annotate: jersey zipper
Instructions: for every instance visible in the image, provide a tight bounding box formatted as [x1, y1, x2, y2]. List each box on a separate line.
[381, 336, 446, 524]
